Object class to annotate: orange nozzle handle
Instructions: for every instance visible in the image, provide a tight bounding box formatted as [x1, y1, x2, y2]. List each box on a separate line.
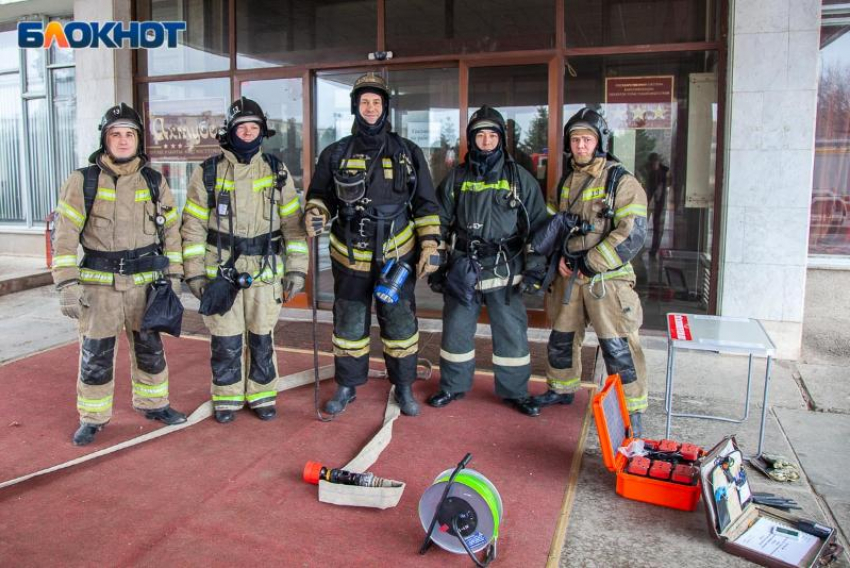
[303, 461, 325, 485]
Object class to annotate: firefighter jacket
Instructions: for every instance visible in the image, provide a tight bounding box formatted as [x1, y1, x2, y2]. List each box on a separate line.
[438, 153, 549, 292]
[52, 153, 183, 287]
[181, 149, 308, 286]
[551, 156, 648, 282]
[305, 125, 441, 276]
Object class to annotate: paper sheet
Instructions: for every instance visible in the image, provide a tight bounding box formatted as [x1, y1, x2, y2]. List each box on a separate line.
[735, 517, 819, 566]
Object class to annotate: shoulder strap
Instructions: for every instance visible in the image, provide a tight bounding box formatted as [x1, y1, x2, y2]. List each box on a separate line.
[260, 153, 287, 188]
[604, 164, 627, 211]
[330, 136, 353, 171]
[202, 154, 223, 208]
[79, 165, 100, 222]
[139, 166, 162, 204]
[556, 156, 573, 209]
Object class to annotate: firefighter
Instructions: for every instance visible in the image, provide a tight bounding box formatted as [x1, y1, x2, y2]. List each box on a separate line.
[52, 103, 187, 446]
[427, 105, 548, 417]
[181, 97, 308, 424]
[304, 72, 442, 417]
[534, 108, 649, 435]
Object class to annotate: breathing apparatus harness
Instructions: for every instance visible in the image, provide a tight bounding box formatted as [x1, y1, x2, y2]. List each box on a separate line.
[446, 157, 531, 304]
[200, 152, 289, 293]
[556, 154, 627, 301]
[330, 133, 419, 286]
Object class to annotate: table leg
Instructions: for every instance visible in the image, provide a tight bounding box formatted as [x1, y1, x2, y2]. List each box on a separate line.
[756, 355, 772, 457]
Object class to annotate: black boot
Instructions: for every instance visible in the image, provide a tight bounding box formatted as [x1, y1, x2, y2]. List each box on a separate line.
[72, 422, 104, 446]
[325, 385, 356, 415]
[144, 405, 188, 425]
[532, 389, 575, 407]
[254, 406, 277, 421]
[394, 384, 420, 417]
[427, 390, 465, 408]
[215, 410, 235, 424]
[505, 397, 540, 417]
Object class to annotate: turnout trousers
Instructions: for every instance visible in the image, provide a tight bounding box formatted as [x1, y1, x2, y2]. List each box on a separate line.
[203, 280, 283, 412]
[546, 276, 648, 414]
[76, 279, 171, 425]
[331, 261, 419, 388]
[439, 287, 531, 400]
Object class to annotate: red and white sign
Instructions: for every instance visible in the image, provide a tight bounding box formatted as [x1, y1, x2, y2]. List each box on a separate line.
[604, 75, 674, 130]
[668, 314, 693, 341]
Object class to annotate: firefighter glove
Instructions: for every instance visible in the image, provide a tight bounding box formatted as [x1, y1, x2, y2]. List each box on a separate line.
[187, 276, 207, 301]
[282, 271, 306, 302]
[58, 281, 87, 319]
[519, 267, 547, 295]
[305, 208, 327, 237]
[416, 240, 443, 279]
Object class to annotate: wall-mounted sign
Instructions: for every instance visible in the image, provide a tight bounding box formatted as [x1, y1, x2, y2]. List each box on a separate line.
[145, 99, 226, 161]
[605, 76, 674, 130]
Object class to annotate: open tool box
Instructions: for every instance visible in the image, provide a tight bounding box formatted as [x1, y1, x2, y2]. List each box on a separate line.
[592, 374, 702, 511]
[700, 437, 842, 567]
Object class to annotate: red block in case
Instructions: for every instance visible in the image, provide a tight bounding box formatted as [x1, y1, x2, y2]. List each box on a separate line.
[649, 460, 673, 480]
[672, 464, 698, 485]
[592, 375, 702, 511]
[658, 439, 679, 453]
[680, 443, 702, 462]
[627, 456, 651, 476]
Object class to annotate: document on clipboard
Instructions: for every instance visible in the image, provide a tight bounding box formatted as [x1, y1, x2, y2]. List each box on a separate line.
[735, 517, 819, 565]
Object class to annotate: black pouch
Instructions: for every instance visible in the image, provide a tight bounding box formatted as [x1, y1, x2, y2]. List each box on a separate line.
[141, 279, 184, 337]
[444, 255, 480, 306]
[199, 272, 240, 316]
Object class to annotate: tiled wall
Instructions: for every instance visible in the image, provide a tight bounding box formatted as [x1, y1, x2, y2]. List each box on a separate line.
[721, 0, 820, 358]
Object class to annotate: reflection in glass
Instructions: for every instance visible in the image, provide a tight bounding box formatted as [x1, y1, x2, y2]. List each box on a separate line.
[52, 64, 77, 205]
[241, 79, 304, 183]
[25, 48, 45, 93]
[27, 99, 52, 221]
[137, 0, 229, 76]
[0, 30, 19, 73]
[137, 78, 230, 211]
[810, 19, 850, 256]
[0, 73, 23, 222]
[386, 0, 555, 57]
[49, 19, 74, 66]
[237, 0, 376, 68]
[388, 67, 459, 313]
[469, 65, 549, 191]
[564, 52, 718, 327]
[565, 0, 717, 48]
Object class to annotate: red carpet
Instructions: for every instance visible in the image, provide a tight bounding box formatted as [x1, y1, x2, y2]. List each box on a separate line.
[0, 336, 589, 567]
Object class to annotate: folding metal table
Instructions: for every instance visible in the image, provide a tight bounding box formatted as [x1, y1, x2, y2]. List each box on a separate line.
[664, 313, 776, 457]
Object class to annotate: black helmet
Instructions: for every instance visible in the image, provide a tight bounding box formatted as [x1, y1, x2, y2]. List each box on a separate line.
[564, 108, 612, 158]
[350, 72, 391, 115]
[224, 97, 275, 138]
[90, 102, 144, 163]
[466, 105, 506, 151]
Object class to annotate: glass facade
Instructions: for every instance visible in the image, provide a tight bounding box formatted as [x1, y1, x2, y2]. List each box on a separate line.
[810, 4, 850, 256]
[564, 52, 718, 327]
[127, 0, 729, 326]
[0, 20, 76, 227]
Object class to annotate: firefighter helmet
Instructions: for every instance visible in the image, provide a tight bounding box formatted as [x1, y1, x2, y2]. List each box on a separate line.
[224, 97, 275, 138]
[90, 103, 144, 163]
[350, 72, 391, 115]
[466, 105, 506, 150]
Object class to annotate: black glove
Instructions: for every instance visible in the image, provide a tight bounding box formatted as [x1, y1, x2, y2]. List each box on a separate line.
[575, 254, 597, 278]
[427, 266, 447, 294]
[519, 267, 547, 295]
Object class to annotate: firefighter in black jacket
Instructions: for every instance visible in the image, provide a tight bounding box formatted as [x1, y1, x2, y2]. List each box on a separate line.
[427, 106, 548, 416]
[304, 73, 442, 417]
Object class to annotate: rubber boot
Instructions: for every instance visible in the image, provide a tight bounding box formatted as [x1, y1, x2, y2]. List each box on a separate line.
[72, 422, 104, 446]
[393, 384, 420, 417]
[532, 389, 575, 407]
[325, 385, 356, 415]
[144, 405, 188, 425]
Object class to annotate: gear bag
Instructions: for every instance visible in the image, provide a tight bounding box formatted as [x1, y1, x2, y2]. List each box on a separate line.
[141, 278, 184, 337]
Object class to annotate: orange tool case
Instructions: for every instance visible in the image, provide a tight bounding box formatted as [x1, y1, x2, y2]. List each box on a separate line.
[592, 374, 702, 512]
